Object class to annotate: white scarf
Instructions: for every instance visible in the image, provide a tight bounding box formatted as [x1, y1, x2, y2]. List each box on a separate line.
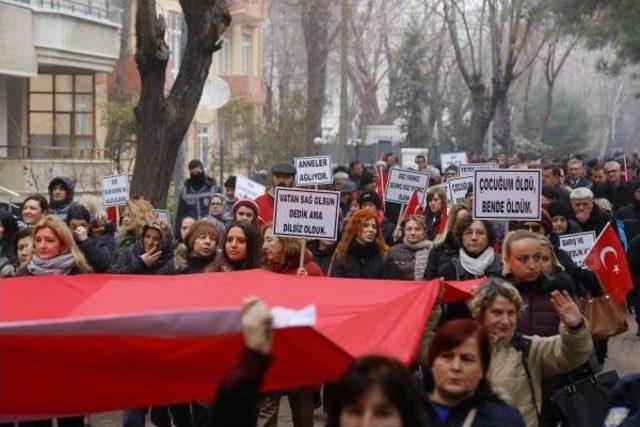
[458, 247, 495, 277]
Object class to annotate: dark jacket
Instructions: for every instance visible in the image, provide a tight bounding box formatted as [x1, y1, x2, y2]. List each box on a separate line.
[48, 176, 78, 220]
[594, 181, 633, 213]
[0, 210, 19, 268]
[566, 177, 592, 189]
[424, 211, 443, 241]
[380, 216, 396, 246]
[615, 181, 640, 247]
[424, 234, 459, 280]
[199, 347, 271, 427]
[507, 274, 575, 337]
[383, 239, 432, 280]
[578, 204, 611, 235]
[175, 175, 220, 233]
[109, 239, 174, 274]
[78, 234, 115, 273]
[307, 240, 336, 275]
[170, 249, 218, 274]
[606, 374, 640, 427]
[433, 250, 503, 282]
[423, 392, 525, 427]
[329, 241, 385, 279]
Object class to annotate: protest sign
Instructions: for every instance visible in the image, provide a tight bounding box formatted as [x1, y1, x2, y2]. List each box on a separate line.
[447, 176, 474, 205]
[101, 174, 129, 207]
[558, 231, 597, 266]
[440, 152, 468, 170]
[294, 155, 333, 186]
[385, 168, 430, 205]
[235, 175, 266, 200]
[459, 163, 497, 177]
[473, 169, 542, 221]
[273, 188, 340, 240]
[155, 209, 170, 226]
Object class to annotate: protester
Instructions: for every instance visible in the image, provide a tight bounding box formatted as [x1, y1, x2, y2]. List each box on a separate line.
[210, 221, 262, 272]
[542, 167, 570, 204]
[338, 181, 357, 218]
[469, 278, 593, 427]
[177, 215, 196, 244]
[66, 205, 114, 273]
[329, 209, 387, 278]
[566, 159, 592, 189]
[223, 175, 238, 220]
[20, 193, 49, 229]
[261, 226, 322, 276]
[616, 180, 640, 248]
[424, 187, 447, 241]
[170, 219, 219, 274]
[332, 171, 350, 193]
[114, 198, 156, 259]
[12, 228, 33, 273]
[205, 193, 228, 240]
[384, 215, 433, 280]
[0, 210, 19, 276]
[174, 159, 220, 234]
[77, 194, 115, 241]
[307, 239, 336, 275]
[348, 160, 373, 191]
[446, 217, 502, 281]
[423, 319, 526, 426]
[443, 164, 459, 181]
[255, 163, 296, 224]
[591, 165, 607, 188]
[415, 154, 427, 171]
[595, 161, 632, 212]
[570, 187, 611, 235]
[424, 203, 471, 280]
[358, 191, 395, 245]
[48, 176, 77, 221]
[326, 356, 426, 427]
[110, 219, 174, 274]
[546, 201, 581, 237]
[232, 199, 260, 227]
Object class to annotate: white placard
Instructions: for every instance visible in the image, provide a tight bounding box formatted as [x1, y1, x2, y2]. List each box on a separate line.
[155, 209, 170, 226]
[273, 188, 340, 241]
[447, 176, 474, 205]
[558, 232, 597, 266]
[294, 155, 333, 186]
[473, 169, 542, 221]
[459, 163, 497, 177]
[440, 152, 468, 171]
[235, 175, 266, 200]
[385, 168, 430, 205]
[101, 174, 129, 207]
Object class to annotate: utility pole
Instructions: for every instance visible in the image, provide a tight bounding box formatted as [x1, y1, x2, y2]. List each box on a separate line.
[338, 0, 348, 164]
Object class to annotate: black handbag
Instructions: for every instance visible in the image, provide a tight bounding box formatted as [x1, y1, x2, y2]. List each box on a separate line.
[551, 367, 619, 427]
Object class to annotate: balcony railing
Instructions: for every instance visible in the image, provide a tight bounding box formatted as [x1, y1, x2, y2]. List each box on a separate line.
[0, 145, 107, 160]
[8, 0, 123, 24]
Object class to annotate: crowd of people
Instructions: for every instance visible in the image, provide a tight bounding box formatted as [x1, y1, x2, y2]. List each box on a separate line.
[0, 151, 639, 427]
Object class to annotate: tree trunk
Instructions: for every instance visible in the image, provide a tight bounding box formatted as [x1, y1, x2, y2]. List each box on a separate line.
[494, 95, 514, 155]
[301, 0, 332, 152]
[469, 82, 492, 155]
[130, 0, 230, 208]
[537, 83, 554, 141]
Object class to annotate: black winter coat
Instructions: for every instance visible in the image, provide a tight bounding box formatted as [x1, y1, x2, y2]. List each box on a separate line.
[307, 240, 336, 275]
[594, 181, 633, 213]
[615, 184, 640, 246]
[174, 175, 220, 234]
[424, 234, 459, 280]
[329, 241, 385, 279]
[578, 204, 611, 235]
[423, 393, 525, 427]
[109, 239, 174, 274]
[78, 235, 114, 273]
[507, 274, 575, 337]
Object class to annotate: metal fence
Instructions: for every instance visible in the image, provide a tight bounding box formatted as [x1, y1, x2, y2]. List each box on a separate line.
[10, 0, 123, 24]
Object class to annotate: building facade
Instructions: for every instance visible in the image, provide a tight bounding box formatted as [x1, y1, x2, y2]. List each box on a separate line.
[0, 0, 121, 204]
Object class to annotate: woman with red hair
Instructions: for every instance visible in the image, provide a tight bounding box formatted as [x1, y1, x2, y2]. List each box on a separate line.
[328, 208, 387, 278]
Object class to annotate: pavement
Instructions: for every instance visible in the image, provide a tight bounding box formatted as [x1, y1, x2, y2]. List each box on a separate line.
[85, 315, 639, 427]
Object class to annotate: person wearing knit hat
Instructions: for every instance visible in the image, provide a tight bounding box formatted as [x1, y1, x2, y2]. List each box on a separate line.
[517, 209, 553, 236]
[232, 199, 260, 227]
[223, 176, 238, 220]
[171, 219, 219, 274]
[357, 191, 395, 245]
[547, 201, 582, 236]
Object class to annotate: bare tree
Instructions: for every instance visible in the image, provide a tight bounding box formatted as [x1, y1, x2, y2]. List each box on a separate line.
[443, 0, 546, 154]
[130, 0, 231, 207]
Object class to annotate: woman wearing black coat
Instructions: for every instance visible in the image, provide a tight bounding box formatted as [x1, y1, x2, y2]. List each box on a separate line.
[424, 203, 471, 280]
[0, 210, 19, 277]
[329, 208, 387, 279]
[66, 205, 114, 273]
[109, 219, 174, 274]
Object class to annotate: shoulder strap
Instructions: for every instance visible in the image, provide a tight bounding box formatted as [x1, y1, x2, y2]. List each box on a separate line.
[461, 407, 478, 427]
[513, 334, 539, 423]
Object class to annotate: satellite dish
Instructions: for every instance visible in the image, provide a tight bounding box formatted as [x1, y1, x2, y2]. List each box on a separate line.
[199, 75, 231, 109]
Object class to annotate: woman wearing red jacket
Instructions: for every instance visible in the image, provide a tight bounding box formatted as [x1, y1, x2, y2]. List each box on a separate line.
[261, 225, 323, 276]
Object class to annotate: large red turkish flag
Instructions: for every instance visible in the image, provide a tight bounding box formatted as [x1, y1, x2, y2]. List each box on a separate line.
[583, 223, 633, 305]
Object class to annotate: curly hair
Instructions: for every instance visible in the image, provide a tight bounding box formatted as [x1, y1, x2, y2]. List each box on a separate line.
[115, 198, 156, 244]
[468, 277, 525, 321]
[453, 216, 497, 248]
[333, 208, 387, 264]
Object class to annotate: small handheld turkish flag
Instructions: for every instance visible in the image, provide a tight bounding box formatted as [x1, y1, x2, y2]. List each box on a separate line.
[583, 223, 633, 305]
[402, 190, 420, 223]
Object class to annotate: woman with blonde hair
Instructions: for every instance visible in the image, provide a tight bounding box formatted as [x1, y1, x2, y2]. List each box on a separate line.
[329, 208, 387, 278]
[384, 215, 433, 280]
[114, 198, 156, 259]
[15, 215, 91, 276]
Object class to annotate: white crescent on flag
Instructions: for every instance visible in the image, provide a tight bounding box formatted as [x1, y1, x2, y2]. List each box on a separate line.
[599, 246, 617, 269]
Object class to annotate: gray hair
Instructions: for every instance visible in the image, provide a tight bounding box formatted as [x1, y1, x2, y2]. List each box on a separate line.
[604, 161, 621, 172]
[567, 159, 584, 167]
[333, 171, 349, 181]
[570, 187, 594, 200]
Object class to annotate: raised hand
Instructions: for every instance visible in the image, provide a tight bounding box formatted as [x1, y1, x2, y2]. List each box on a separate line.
[241, 296, 273, 354]
[140, 248, 161, 266]
[550, 290, 583, 328]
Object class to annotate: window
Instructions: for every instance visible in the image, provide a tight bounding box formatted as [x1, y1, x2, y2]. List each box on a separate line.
[218, 37, 229, 75]
[28, 74, 95, 158]
[242, 32, 253, 75]
[197, 123, 211, 168]
[167, 11, 187, 76]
